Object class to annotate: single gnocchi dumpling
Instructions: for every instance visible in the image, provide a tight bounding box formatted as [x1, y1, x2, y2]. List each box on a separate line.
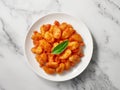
[39, 39, 52, 52]
[44, 31, 54, 43]
[43, 66, 55, 74]
[69, 33, 83, 42]
[52, 26, 61, 39]
[68, 41, 80, 50]
[59, 49, 72, 60]
[35, 53, 47, 67]
[62, 27, 74, 39]
[56, 63, 65, 74]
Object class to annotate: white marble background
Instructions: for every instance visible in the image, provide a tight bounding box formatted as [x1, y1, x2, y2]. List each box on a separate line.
[0, 0, 120, 90]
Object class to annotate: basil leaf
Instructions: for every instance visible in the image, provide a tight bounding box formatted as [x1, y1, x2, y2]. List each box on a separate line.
[52, 40, 69, 54]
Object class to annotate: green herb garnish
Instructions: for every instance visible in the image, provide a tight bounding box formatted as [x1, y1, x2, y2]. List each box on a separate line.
[52, 40, 69, 54]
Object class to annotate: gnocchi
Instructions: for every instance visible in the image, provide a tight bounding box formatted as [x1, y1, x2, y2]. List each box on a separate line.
[31, 20, 85, 74]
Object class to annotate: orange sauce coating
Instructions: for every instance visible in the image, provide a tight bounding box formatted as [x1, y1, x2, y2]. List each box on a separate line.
[31, 21, 85, 74]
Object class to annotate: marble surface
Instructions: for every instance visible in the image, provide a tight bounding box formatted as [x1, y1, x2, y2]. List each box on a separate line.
[0, 0, 120, 90]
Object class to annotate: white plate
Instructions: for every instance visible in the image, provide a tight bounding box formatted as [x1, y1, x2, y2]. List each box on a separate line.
[24, 13, 93, 81]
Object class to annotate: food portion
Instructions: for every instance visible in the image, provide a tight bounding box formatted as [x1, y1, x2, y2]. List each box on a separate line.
[31, 20, 85, 74]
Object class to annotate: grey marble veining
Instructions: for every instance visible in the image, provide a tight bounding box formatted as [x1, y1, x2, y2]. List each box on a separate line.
[0, 18, 23, 55]
[95, 0, 120, 26]
[0, 0, 120, 90]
